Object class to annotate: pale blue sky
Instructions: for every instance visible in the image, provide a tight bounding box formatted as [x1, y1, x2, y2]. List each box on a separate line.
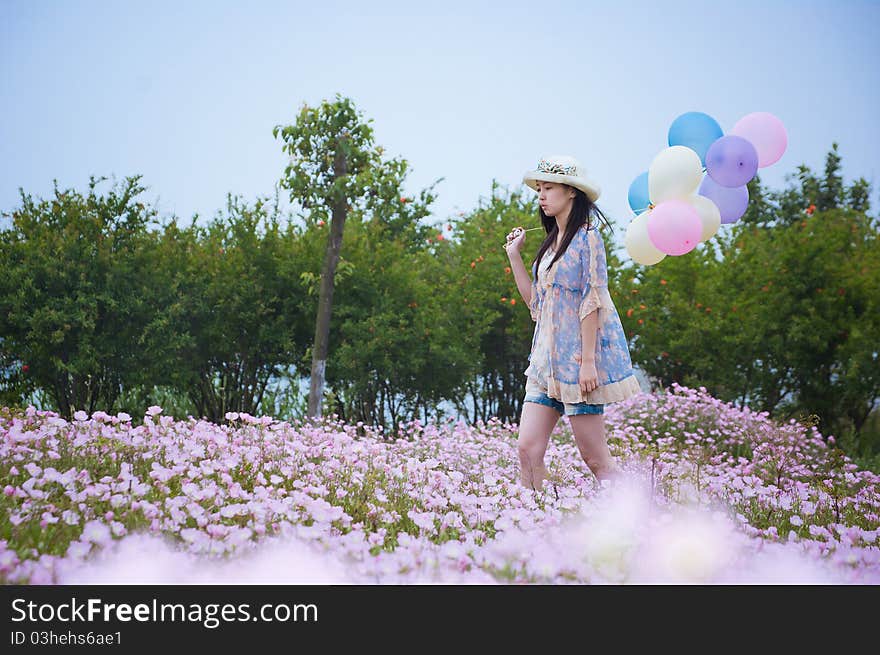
[2, 0, 879, 257]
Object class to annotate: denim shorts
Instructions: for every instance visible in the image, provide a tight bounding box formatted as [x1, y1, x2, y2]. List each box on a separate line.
[523, 376, 604, 416]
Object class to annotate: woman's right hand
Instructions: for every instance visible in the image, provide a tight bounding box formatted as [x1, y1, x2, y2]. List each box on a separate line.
[505, 226, 526, 255]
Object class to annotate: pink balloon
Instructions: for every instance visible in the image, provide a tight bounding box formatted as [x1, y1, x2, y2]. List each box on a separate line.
[731, 112, 788, 168]
[646, 199, 702, 256]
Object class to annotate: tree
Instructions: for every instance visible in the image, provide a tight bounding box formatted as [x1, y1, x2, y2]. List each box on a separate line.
[297, 143, 444, 429]
[158, 193, 304, 423]
[0, 176, 174, 418]
[274, 94, 439, 419]
[325, 216, 460, 429]
[449, 183, 539, 424]
[276, 96, 378, 418]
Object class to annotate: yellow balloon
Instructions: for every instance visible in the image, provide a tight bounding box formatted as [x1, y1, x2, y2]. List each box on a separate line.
[684, 195, 722, 242]
[625, 210, 666, 265]
[648, 146, 703, 204]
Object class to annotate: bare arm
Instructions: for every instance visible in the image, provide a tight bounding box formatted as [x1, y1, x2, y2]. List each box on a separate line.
[580, 308, 598, 362]
[507, 249, 532, 307]
[577, 227, 606, 394]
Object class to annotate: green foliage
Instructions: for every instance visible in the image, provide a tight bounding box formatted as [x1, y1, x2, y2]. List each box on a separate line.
[447, 182, 541, 423]
[274, 95, 375, 216]
[158, 192, 309, 423]
[327, 216, 462, 427]
[0, 176, 179, 418]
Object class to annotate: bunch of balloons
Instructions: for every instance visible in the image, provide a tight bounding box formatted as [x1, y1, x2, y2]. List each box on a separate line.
[625, 111, 788, 265]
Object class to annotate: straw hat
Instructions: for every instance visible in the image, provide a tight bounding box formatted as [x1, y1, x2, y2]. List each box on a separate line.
[523, 154, 601, 202]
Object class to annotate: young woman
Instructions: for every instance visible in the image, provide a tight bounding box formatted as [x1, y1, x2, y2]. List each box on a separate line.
[504, 155, 643, 491]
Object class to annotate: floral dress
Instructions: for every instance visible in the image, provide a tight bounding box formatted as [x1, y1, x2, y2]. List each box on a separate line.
[526, 245, 557, 389]
[524, 222, 642, 404]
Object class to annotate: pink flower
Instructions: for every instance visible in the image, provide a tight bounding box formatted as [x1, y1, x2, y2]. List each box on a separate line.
[66, 541, 92, 559]
[40, 511, 59, 525]
[0, 548, 20, 573]
[407, 510, 437, 532]
[81, 520, 112, 546]
[181, 528, 208, 547]
[808, 525, 827, 538]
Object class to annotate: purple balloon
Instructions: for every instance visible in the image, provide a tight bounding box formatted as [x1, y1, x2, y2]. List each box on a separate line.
[705, 135, 759, 188]
[699, 175, 749, 224]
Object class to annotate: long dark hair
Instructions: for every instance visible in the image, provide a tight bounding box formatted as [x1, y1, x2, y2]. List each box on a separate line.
[532, 186, 613, 274]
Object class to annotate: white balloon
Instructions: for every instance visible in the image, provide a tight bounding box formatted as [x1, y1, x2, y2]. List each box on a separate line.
[649, 145, 704, 204]
[684, 194, 722, 242]
[625, 210, 666, 265]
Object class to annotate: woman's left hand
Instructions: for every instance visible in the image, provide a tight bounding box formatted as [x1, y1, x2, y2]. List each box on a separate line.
[579, 360, 598, 395]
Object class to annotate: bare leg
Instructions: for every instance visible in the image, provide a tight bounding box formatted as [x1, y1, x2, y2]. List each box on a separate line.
[568, 413, 621, 484]
[517, 401, 561, 491]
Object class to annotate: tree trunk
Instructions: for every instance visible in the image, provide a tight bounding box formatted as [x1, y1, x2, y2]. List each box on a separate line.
[307, 146, 348, 418]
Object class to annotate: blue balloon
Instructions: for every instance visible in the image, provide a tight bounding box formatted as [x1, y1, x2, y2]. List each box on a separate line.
[668, 112, 724, 167]
[628, 171, 650, 214]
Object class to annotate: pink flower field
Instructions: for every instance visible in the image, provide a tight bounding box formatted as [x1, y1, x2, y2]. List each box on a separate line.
[2, 383, 878, 584]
